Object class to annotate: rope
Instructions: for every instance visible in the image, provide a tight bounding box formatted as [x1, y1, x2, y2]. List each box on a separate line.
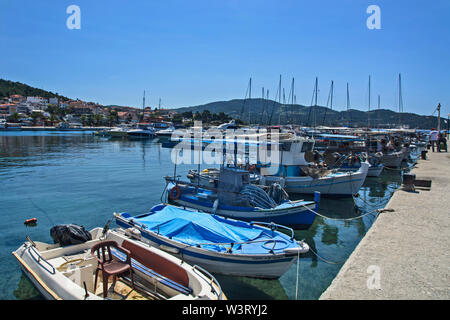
[295, 247, 300, 300]
[308, 246, 348, 265]
[301, 204, 393, 221]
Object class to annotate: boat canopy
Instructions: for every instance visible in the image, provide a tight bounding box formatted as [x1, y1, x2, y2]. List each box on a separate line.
[128, 205, 268, 251]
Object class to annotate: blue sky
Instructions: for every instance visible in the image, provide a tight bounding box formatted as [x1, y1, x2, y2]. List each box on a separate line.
[0, 0, 449, 116]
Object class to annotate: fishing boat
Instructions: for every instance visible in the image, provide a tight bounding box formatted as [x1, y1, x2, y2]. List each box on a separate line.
[326, 153, 384, 177]
[114, 204, 310, 279]
[166, 167, 319, 229]
[12, 225, 224, 300]
[187, 167, 260, 189]
[256, 136, 369, 196]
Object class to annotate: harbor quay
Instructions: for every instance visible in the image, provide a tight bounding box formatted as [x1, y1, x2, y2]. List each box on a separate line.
[320, 151, 450, 300]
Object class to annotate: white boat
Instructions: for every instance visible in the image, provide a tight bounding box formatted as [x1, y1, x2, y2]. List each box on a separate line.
[108, 126, 130, 138]
[12, 226, 224, 300]
[127, 124, 156, 139]
[380, 151, 404, 168]
[115, 204, 310, 279]
[256, 136, 369, 196]
[262, 162, 369, 195]
[0, 119, 6, 129]
[155, 127, 176, 142]
[337, 163, 384, 177]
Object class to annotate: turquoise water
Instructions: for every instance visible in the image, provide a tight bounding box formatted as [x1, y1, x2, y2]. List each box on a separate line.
[0, 131, 408, 300]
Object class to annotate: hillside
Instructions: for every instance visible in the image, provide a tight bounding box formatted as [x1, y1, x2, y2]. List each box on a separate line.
[0, 79, 69, 100]
[174, 98, 446, 129]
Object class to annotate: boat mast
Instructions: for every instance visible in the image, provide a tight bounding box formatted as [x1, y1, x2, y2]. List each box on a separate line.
[398, 73, 403, 128]
[248, 77, 252, 124]
[347, 82, 350, 127]
[368, 75, 371, 131]
[141, 90, 146, 122]
[278, 75, 282, 125]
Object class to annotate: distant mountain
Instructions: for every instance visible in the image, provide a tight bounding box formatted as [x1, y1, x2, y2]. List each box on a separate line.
[174, 98, 446, 129]
[0, 79, 69, 100]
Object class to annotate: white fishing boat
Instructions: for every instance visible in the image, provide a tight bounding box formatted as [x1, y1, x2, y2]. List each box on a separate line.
[12, 225, 224, 300]
[380, 151, 404, 168]
[114, 204, 310, 279]
[256, 136, 369, 196]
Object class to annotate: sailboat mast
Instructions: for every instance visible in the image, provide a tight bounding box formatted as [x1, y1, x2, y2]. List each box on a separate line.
[278, 75, 282, 124]
[398, 73, 403, 128]
[142, 90, 146, 122]
[248, 77, 252, 124]
[346, 82, 350, 127]
[368, 75, 371, 130]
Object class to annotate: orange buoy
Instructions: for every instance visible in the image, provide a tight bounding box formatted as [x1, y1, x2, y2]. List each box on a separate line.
[168, 185, 182, 201]
[24, 218, 37, 226]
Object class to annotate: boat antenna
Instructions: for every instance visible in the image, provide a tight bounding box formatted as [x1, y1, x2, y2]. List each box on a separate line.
[141, 90, 146, 122]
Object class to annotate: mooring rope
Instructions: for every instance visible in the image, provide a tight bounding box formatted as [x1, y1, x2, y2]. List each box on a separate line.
[300, 204, 392, 221]
[308, 246, 349, 265]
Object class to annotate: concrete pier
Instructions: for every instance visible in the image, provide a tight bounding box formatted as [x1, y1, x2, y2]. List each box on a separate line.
[320, 151, 450, 300]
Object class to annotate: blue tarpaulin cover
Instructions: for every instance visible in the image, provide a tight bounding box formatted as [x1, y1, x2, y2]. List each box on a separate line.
[131, 205, 268, 251]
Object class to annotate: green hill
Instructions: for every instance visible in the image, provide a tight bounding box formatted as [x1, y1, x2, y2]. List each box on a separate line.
[174, 98, 446, 129]
[0, 79, 69, 100]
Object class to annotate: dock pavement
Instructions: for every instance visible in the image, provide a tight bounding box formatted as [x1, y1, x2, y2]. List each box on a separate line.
[320, 151, 450, 300]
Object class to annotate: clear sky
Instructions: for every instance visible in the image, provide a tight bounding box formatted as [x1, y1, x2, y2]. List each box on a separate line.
[0, 0, 449, 116]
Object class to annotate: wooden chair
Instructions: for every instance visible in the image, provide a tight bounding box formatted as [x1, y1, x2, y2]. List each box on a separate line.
[91, 240, 134, 298]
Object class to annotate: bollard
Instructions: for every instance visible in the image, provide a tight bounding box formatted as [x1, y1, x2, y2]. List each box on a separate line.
[421, 150, 428, 160]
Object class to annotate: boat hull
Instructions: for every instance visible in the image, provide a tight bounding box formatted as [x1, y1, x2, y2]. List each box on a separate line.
[263, 162, 369, 196]
[380, 152, 404, 168]
[114, 208, 309, 279]
[169, 189, 319, 229]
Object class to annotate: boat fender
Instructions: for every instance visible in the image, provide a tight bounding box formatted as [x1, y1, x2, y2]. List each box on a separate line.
[169, 185, 182, 200]
[212, 199, 219, 214]
[24, 218, 37, 226]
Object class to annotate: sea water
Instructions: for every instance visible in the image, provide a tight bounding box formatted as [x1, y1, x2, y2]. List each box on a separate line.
[0, 131, 408, 300]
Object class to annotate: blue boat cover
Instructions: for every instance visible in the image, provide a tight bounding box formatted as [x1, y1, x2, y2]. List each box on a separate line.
[131, 205, 268, 251]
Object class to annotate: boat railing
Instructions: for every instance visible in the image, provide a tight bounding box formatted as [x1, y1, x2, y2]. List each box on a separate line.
[192, 265, 223, 300]
[249, 221, 295, 240]
[27, 244, 56, 275]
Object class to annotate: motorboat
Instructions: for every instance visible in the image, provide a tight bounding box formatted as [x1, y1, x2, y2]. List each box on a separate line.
[114, 204, 310, 279]
[12, 225, 224, 300]
[127, 123, 156, 139]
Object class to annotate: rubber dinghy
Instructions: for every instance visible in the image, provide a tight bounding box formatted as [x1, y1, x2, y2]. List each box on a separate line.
[114, 204, 310, 279]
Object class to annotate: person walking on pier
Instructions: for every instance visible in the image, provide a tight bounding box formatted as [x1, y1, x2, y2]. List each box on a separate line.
[429, 128, 439, 152]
